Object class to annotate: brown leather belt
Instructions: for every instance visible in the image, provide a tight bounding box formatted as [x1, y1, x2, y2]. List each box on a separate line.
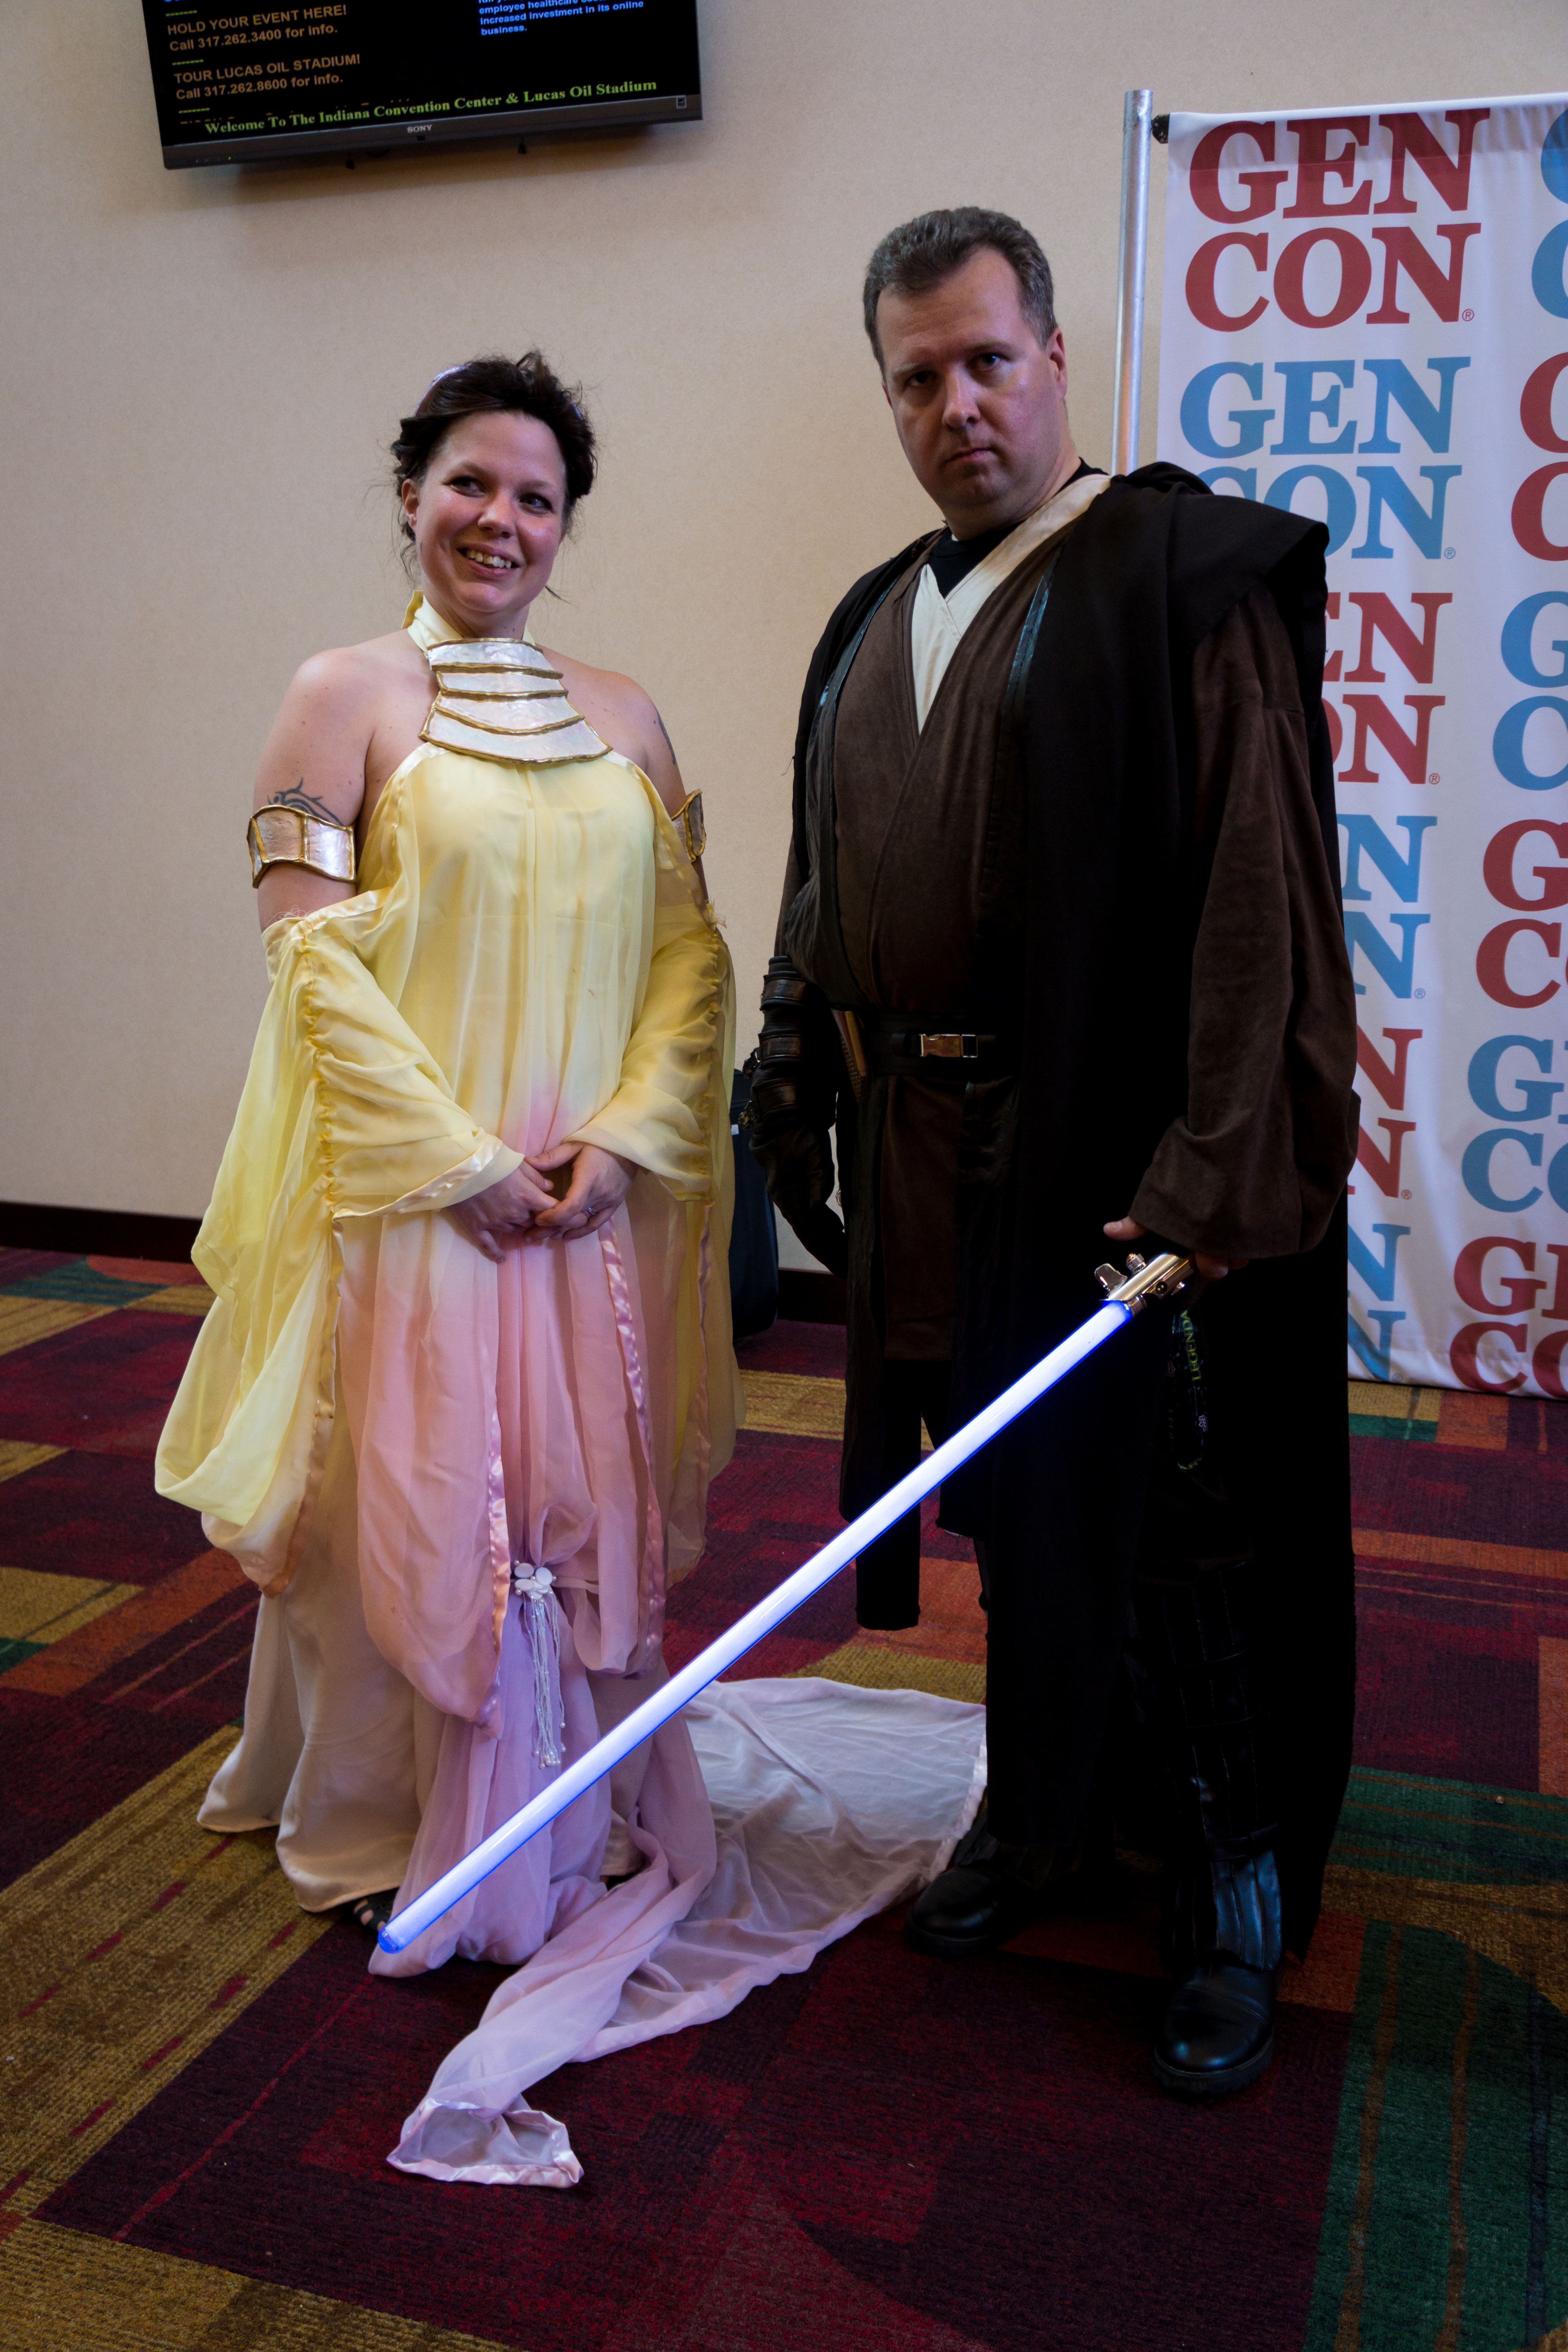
[852, 1013, 1017, 1083]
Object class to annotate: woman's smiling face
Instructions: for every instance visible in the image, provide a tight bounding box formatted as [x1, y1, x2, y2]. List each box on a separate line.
[401, 409, 569, 637]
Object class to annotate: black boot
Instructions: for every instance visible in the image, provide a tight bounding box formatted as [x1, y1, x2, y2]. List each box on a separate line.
[1131, 1562, 1283, 2096]
[904, 1792, 1108, 1959]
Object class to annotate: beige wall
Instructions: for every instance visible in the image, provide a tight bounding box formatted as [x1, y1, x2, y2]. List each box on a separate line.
[0, 0, 1557, 1216]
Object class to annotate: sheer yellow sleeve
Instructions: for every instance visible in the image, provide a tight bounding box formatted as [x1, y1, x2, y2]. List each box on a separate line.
[156, 900, 521, 1593]
[569, 786, 732, 1199]
[263, 907, 522, 1221]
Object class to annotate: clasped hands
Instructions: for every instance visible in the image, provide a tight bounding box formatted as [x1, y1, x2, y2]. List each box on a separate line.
[456, 1167, 1246, 1279]
[448, 1142, 637, 1265]
[1102, 1215, 1248, 1286]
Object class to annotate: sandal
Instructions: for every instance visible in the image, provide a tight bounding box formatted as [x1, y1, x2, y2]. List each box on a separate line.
[346, 1888, 400, 1936]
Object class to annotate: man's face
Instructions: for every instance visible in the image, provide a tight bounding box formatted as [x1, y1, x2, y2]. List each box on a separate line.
[876, 247, 1075, 537]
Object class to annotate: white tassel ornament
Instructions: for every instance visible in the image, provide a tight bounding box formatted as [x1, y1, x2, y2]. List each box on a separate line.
[510, 1563, 565, 1770]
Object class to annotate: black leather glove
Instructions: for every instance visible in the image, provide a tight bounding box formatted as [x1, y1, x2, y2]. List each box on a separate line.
[747, 956, 849, 1279]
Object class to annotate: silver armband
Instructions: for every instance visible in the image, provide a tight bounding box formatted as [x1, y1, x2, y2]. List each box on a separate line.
[247, 804, 357, 889]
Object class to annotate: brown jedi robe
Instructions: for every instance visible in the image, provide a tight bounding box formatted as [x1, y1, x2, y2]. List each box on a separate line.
[757, 466, 1357, 1946]
[1133, 583, 1357, 1258]
[784, 547, 1356, 1362]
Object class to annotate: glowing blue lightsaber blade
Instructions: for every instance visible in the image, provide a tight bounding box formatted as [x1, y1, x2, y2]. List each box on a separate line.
[378, 1250, 1191, 1954]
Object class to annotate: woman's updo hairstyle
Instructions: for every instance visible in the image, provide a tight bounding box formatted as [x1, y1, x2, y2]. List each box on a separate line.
[391, 352, 597, 543]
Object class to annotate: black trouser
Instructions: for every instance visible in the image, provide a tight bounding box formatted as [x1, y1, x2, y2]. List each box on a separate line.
[855, 1314, 1240, 1635]
[1119, 1311, 1282, 1967]
[852, 1361, 964, 1631]
[907, 1310, 1283, 1968]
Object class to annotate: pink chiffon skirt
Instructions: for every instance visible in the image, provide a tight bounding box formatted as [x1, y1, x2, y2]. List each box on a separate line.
[202, 1208, 987, 2187]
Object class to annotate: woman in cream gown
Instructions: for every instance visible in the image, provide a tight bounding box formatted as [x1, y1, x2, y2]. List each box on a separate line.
[157, 356, 985, 2187]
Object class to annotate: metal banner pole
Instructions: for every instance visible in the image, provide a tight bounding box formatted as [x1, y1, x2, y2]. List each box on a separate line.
[378, 1250, 1191, 1955]
[1111, 87, 1153, 477]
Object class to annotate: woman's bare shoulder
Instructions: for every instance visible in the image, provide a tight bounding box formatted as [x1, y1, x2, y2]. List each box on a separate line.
[254, 629, 429, 826]
[287, 628, 426, 714]
[541, 645, 681, 811]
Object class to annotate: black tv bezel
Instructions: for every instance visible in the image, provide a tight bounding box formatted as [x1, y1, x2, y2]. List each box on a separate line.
[142, 0, 702, 174]
[157, 89, 700, 171]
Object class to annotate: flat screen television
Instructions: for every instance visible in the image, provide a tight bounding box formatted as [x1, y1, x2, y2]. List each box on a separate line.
[140, 0, 701, 170]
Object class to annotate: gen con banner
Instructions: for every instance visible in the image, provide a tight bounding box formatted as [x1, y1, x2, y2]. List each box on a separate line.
[1158, 93, 1568, 1397]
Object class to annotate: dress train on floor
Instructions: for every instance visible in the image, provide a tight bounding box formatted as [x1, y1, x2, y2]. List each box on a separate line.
[387, 1674, 987, 2187]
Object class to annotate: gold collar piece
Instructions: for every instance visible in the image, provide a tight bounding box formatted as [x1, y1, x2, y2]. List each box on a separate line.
[417, 632, 608, 769]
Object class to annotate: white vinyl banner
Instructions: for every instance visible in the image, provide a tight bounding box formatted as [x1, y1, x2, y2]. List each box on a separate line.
[1159, 95, 1568, 1397]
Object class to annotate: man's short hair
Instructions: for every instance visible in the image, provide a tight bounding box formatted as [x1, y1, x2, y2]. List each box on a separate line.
[862, 207, 1057, 368]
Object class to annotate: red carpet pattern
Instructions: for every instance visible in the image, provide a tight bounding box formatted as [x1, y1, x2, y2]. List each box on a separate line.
[0, 1248, 1564, 2351]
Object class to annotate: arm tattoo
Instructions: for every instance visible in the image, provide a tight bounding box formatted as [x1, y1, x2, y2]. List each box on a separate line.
[653, 708, 678, 763]
[271, 778, 346, 824]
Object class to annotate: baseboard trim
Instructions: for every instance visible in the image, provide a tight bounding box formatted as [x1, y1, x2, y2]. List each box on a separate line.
[0, 1203, 855, 1316]
[777, 1268, 847, 1325]
[0, 1201, 202, 1264]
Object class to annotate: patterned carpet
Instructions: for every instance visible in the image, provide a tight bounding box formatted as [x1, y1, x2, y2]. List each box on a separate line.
[0, 1247, 1564, 2351]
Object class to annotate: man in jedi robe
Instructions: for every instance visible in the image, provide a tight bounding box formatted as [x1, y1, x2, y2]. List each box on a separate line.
[748, 206, 1358, 2096]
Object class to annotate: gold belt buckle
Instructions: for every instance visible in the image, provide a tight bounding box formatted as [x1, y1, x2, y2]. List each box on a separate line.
[919, 1033, 978, 1060]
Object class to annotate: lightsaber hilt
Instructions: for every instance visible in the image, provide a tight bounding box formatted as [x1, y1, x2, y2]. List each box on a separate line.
[1094, 1248, 1194, 1311]
[377, 1246, 1190, 1954]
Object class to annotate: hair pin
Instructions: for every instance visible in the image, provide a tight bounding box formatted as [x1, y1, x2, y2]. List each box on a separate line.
[418, 363, 464, 406]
